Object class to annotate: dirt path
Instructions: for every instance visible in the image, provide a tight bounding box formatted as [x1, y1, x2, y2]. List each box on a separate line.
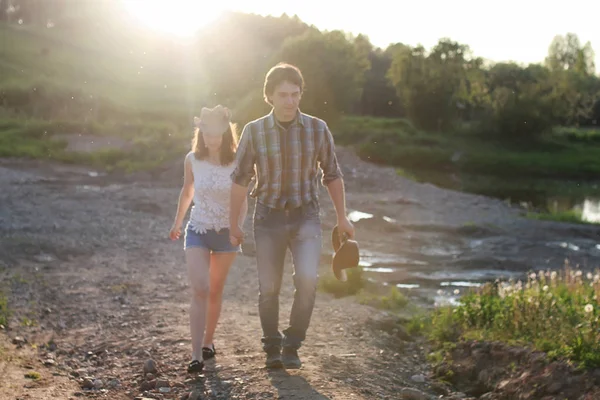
[0, 153, 446, 400]
[1, 146, 598, 400]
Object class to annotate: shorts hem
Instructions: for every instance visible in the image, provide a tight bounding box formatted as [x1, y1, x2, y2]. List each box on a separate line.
[211, 248, 241, 254]
[184, 244, 210, 251]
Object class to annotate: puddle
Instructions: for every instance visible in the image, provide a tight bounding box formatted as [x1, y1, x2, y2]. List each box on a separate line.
[582, 199, 600, 223]
[469, 239, 484, 248]
[396, 283, 419, 289]
[76, 184, 123, 192]
[348, 210, 374, 222]
[76, 185, 102, 192]
[547, 241, 580, 251]
[363, 267, 395, 273]
[440, 281, 483, 288]
[409, 269, 521, 282]
[33, 253, 54, 263]
[420, 244, 462, 257]
[383, 216, 397, 223]
[360, 249, 428, 266]
[434, 294, 462, 307]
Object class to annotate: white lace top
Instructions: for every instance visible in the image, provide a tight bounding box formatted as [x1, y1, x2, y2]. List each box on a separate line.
[187, 152, 236, 234]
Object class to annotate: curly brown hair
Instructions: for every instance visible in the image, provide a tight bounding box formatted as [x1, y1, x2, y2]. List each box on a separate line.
[191, 122, 239, 165]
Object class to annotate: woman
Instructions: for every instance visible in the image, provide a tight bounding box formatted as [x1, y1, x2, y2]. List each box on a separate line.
[169, 105, 247, 373]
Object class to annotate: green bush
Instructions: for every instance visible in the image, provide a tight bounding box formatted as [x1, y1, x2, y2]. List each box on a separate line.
[429, 266, 600, 368]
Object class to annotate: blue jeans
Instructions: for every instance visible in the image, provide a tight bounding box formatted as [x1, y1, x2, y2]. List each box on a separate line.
[253, 200, 322, 351]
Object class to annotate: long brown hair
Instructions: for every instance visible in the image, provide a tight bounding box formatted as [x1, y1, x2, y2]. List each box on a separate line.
[191, 122, 239, 165]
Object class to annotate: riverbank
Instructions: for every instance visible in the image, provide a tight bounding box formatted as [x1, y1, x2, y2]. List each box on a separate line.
[335, 116, 600, 211]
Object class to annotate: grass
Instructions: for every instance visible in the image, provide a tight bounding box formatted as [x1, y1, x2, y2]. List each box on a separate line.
[526, 209, 597, 224]
[318, 267, 365, 298]
[0, 24, 205, 171]
[424, 265, 600, 368]
[0, 290, 8, 327]
[0, 117, 189, 172]
[554, 126, 600, 142]
[336, 116, 600, 181]
[1, 23, 209, 113]
[357, 286, 410, 311]
[24, 371, 41, 380]
[319, 267, 413, 314]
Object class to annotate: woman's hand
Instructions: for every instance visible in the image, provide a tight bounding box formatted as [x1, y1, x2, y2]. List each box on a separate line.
[229, 224, 245, 246]
[169, 223, 183, 241]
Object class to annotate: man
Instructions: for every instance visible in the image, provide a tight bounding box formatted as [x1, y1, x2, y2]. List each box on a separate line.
[229, 62, 354, 369]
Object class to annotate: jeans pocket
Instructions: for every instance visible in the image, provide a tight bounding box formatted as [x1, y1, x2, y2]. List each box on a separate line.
[303, 201, 321, 220]
[254, 203, 270, 222]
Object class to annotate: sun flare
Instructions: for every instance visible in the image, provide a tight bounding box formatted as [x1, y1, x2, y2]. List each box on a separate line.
[123, 0, 224, 37]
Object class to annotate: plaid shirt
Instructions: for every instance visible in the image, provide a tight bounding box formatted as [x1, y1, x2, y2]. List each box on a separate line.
[231, 110, 343, 209]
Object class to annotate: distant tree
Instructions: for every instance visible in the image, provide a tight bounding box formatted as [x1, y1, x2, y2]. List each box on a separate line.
[197, 12, 310, 108]
[482, 63, 555, 140]
[388, 38, 476, 131]
[273, 29, 370, 123]
[354, 41, 403, 117]
[545, 33, 595, 76]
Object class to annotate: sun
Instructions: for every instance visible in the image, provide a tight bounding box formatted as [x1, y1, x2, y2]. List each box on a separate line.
[123, 0, 224, 37]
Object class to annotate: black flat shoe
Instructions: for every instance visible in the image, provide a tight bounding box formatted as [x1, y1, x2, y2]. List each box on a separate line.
[202, 344, 216, 360]
[187, 359, 204, 373]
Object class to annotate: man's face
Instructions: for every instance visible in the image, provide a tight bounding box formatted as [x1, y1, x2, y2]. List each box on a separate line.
[270, 81, 302, 121]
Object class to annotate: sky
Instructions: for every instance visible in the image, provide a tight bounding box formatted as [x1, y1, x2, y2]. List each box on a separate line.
[123, 0, 600, 69]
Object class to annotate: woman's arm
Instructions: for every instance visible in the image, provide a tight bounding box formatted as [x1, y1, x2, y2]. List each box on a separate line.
[170, 154, 194, 238]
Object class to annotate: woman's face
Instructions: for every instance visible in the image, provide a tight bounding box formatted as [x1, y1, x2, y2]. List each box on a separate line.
[203, 132, 223, 152]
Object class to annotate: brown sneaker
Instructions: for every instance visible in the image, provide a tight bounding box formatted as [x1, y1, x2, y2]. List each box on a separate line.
[265, 348, 283, 369]
[282, 347, 302, 369]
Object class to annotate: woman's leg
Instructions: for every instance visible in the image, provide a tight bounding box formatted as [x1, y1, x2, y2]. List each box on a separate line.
[186, 247, 211, 361]
[203, 252, 236, 347]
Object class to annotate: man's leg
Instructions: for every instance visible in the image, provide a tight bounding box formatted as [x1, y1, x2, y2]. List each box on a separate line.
[254, 208, 288, 367]
[283, 207, 322, 368]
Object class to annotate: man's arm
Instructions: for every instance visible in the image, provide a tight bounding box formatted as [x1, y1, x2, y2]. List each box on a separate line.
[230, 183, 248, 230]
[326, 177, 347, 220]
[239, 196, 248, 226]
[230, 124, 256, 238]
[319, 123, 354, 237]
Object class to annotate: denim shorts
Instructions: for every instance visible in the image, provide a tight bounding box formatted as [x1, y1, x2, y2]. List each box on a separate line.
[184, 224, 241, 253]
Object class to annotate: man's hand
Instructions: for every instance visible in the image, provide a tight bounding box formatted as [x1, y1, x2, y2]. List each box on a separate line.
[336, 216, 355, 240]
[230, 224, 245, 246]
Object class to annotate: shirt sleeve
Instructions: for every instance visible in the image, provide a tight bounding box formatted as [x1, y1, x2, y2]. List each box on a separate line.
[318, 122, 343, 186]
[230, 123, 256, 187]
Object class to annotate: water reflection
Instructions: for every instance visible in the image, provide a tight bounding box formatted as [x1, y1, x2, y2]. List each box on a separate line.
[363, 267, 394, 273]
[544, 197, 600, 223]
[403, 167, 600, 224]
[440, 281, 483, 288]
[582, 198, 600, 223]
[347, 210, 374, 222]
[396, 283, 419, 289]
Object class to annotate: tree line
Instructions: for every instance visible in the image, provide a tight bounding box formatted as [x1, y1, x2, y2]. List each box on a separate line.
[2, 0, 599, 140]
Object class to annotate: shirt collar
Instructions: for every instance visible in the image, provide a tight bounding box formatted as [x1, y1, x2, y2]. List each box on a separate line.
[267, 109, 306, 129]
